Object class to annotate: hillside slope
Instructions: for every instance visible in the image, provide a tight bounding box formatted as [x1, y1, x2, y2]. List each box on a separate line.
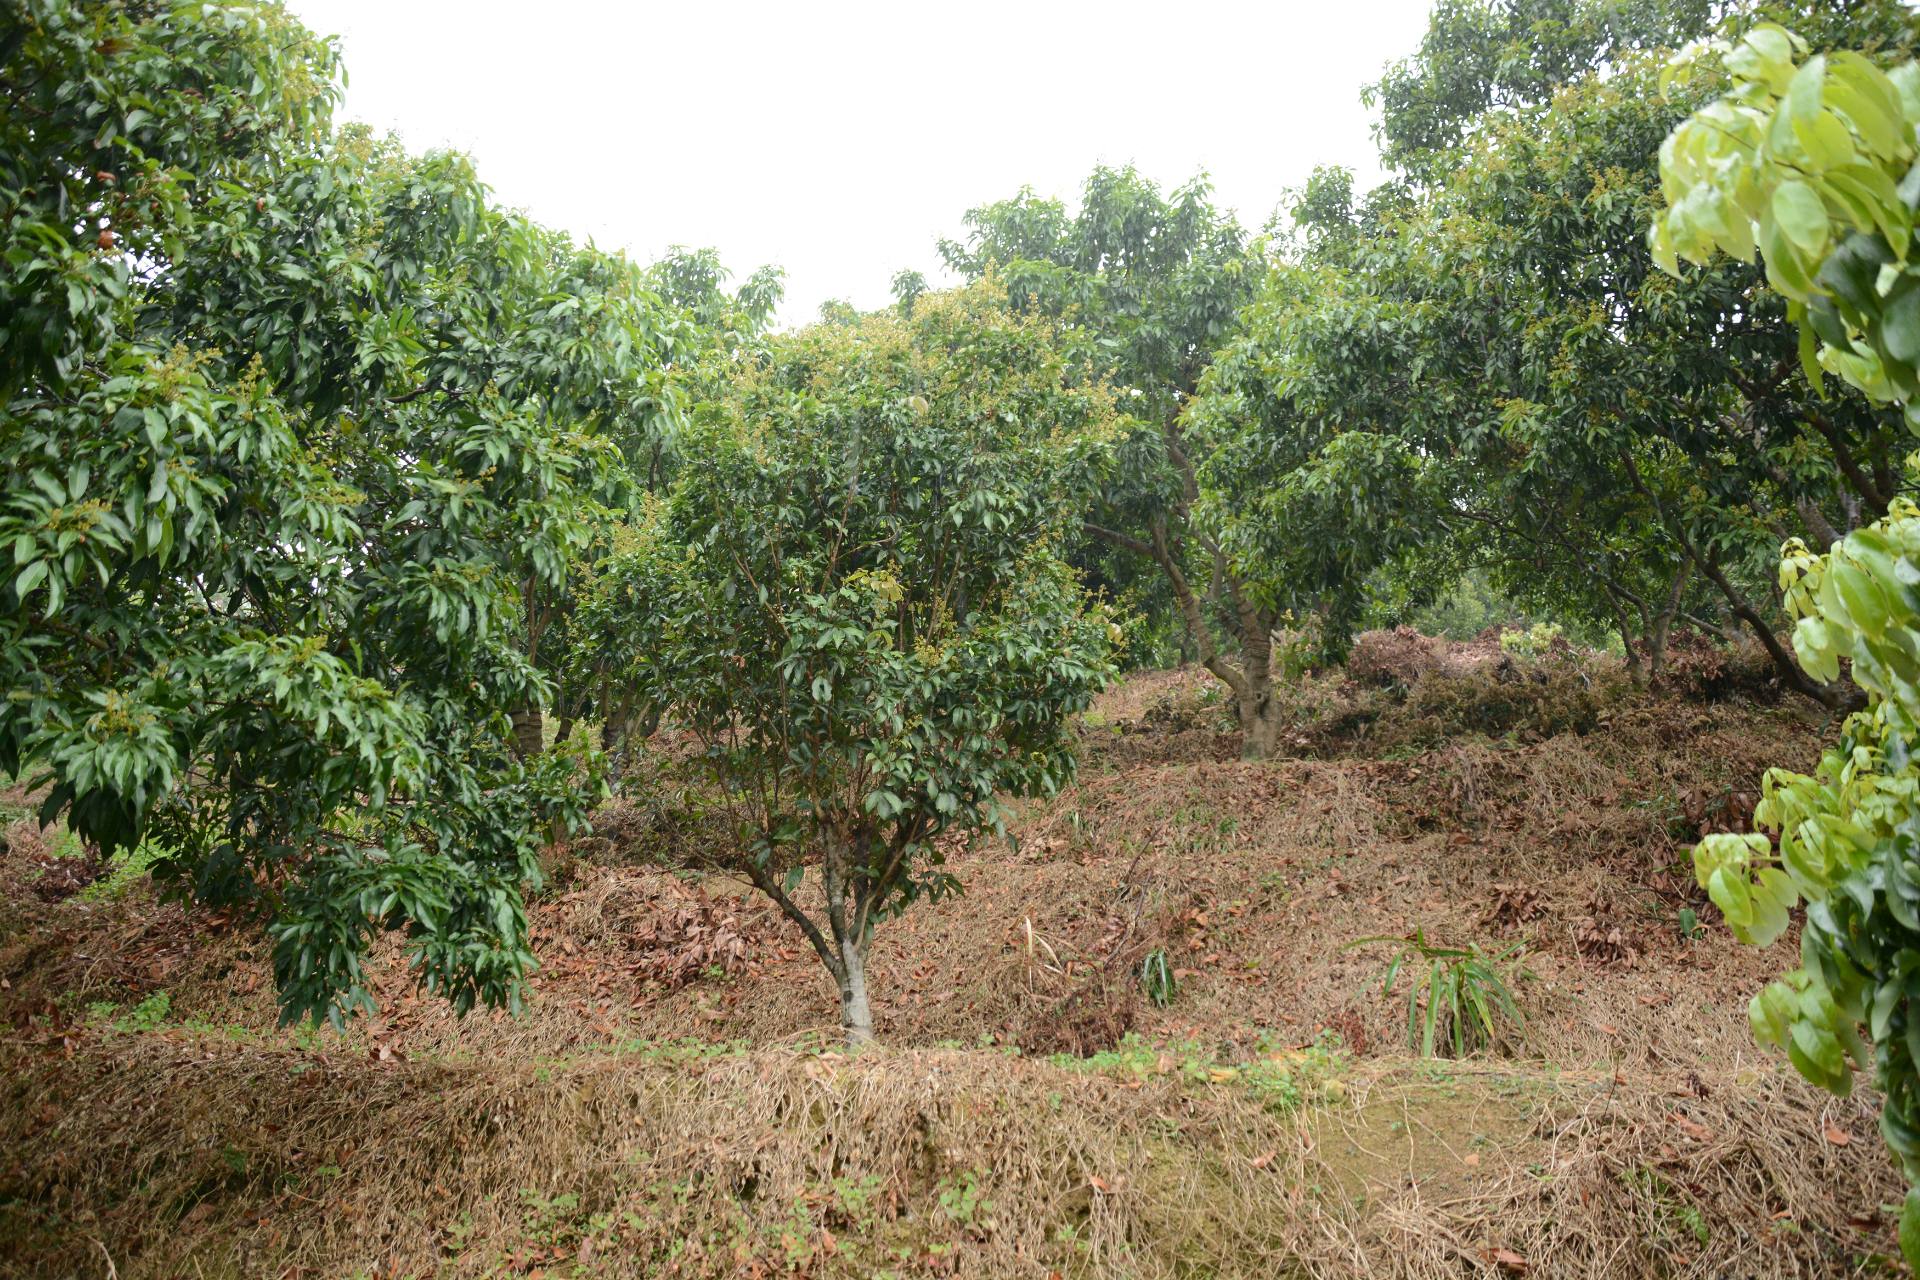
[0, 656, 1905, 1277]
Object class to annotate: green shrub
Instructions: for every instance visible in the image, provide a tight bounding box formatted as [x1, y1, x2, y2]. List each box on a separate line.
[1349, 929, 1527, 1057]
[1499, 622, 1566, 660]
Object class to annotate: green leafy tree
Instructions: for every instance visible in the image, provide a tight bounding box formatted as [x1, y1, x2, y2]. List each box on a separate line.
[644, 245, 785, 433]
[1263, 0, 1916, 697]
[1659, 25, 1920, 1257]
[890, 268, 929, 316]
[1368, 0, 1717, 180]
[2, 0, 677, 1024]
[589, 285, 1119, 1043]
[940, 168, 1282, 748]
[1182, 252, 1444, 730]
[529, 247, 785, 760]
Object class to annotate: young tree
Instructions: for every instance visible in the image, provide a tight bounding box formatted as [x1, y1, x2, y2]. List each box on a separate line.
[1179, 251, 1444, 748]
[530, 247, 788, 761]
[590, 285, 1119, 1043]
[2, 1, 677, 1024]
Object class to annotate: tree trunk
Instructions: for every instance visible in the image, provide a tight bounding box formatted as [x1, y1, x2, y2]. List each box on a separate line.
[1241, 703, 1283, 759]
[1621, 634, 1648, 690]
[510, 705, 544, 759]
[1645, 563, 1688, 684]
[1620, 449, 1860, 711]
[601, 706, 628, 752]
[1235, 625, 1282, 760]
[817, 828, 878, 1049]
[1645, 616, 1673, 684]
[1606, 591, 1648, 690]
[836, 932, 874, 1047]
[601, 702, 630, 770]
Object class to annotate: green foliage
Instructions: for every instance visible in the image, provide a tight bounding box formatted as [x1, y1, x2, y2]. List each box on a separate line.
[1659, 23, 1920, 1259]
[941, 169, 1293, 746]
[1691, 503, 1920, 1230]
[1188, 262, 1443, 666]
[1368, 0, 1718, 179]
[1378, 569, 1530, 642]
[1651, 24, 1920, 417]
[89, 989, 172, 1033]
[1, 1, 680, 1025]
[1300, 1, 1916, 701]
[1499, 622, 1566, 659]
[889, 268, 928, 316]
[584, 284, 1120, 1040]
[1044, 1029, 1347, 1113]
[935, 1170, 992, 1226]
[1139, 948, 1177, 1008]
[81, 839, 164, 901]
[1350, 930, 1527, 1058]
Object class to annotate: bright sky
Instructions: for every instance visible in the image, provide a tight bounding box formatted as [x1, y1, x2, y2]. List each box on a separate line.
[287, 1, 1438, 327]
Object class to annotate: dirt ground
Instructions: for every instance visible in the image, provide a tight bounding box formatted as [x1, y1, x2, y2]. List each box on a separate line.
[0, 646, 1908, 1277]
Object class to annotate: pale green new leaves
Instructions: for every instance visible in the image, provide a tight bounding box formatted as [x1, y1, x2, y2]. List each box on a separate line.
[1638, 20, 1920, 1255]
[1652, 25, 1920, 415]
[1652, 26, 1918, 286]
[1689, 492, 1920, 1248]
[1694, 832, 1796, 946]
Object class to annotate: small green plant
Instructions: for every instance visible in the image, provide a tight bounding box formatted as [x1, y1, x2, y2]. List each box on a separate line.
[1498, 621, 1565, 660]
[517, 1188, 584, 1247]
[819, 1173, 883, 1232]
[1349, 929, 1526, 1057]
[95, 989, 172, 1032]
[935, 1169, 991, 1227]
[1140, 948, 1177, 1008]
[1677, 907, 1703, 941]
[80, 841, 166, 901]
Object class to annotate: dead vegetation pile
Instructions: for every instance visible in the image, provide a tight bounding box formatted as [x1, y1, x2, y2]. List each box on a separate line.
[0, 790, 106, 920]
[0, 1028, 1900, 1278]
[0, 651, 1834, 1069]
[1228, 655, 1635, 761]
[0, 641, 1891, 1275]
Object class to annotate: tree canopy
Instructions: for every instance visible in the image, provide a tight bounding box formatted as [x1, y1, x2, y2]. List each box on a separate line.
[584, 284, 1120, 1041]
[3, 0, 681, 1024]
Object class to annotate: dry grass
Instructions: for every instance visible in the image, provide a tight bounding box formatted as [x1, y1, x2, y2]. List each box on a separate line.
[0, 665, 1837, 1064]
[0, 655, 1899, 1276]
[0, 1029, 1899, 1278]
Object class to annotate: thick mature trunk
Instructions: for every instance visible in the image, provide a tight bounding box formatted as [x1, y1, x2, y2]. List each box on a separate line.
[1235, 628, 1283, 760]
[837, 933, 874, 1047]
[1240, 703, 1283, 759]
[510, 705, 544, 759]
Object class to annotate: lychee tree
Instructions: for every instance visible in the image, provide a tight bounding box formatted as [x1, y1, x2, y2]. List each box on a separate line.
[1655, 23, 1920, 1259]
[591, 285, 1120, 1043]
[1, 0, 678, 1024]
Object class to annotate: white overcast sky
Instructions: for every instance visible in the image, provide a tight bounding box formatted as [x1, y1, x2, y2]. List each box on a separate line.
[286, 1, 1437, 327]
